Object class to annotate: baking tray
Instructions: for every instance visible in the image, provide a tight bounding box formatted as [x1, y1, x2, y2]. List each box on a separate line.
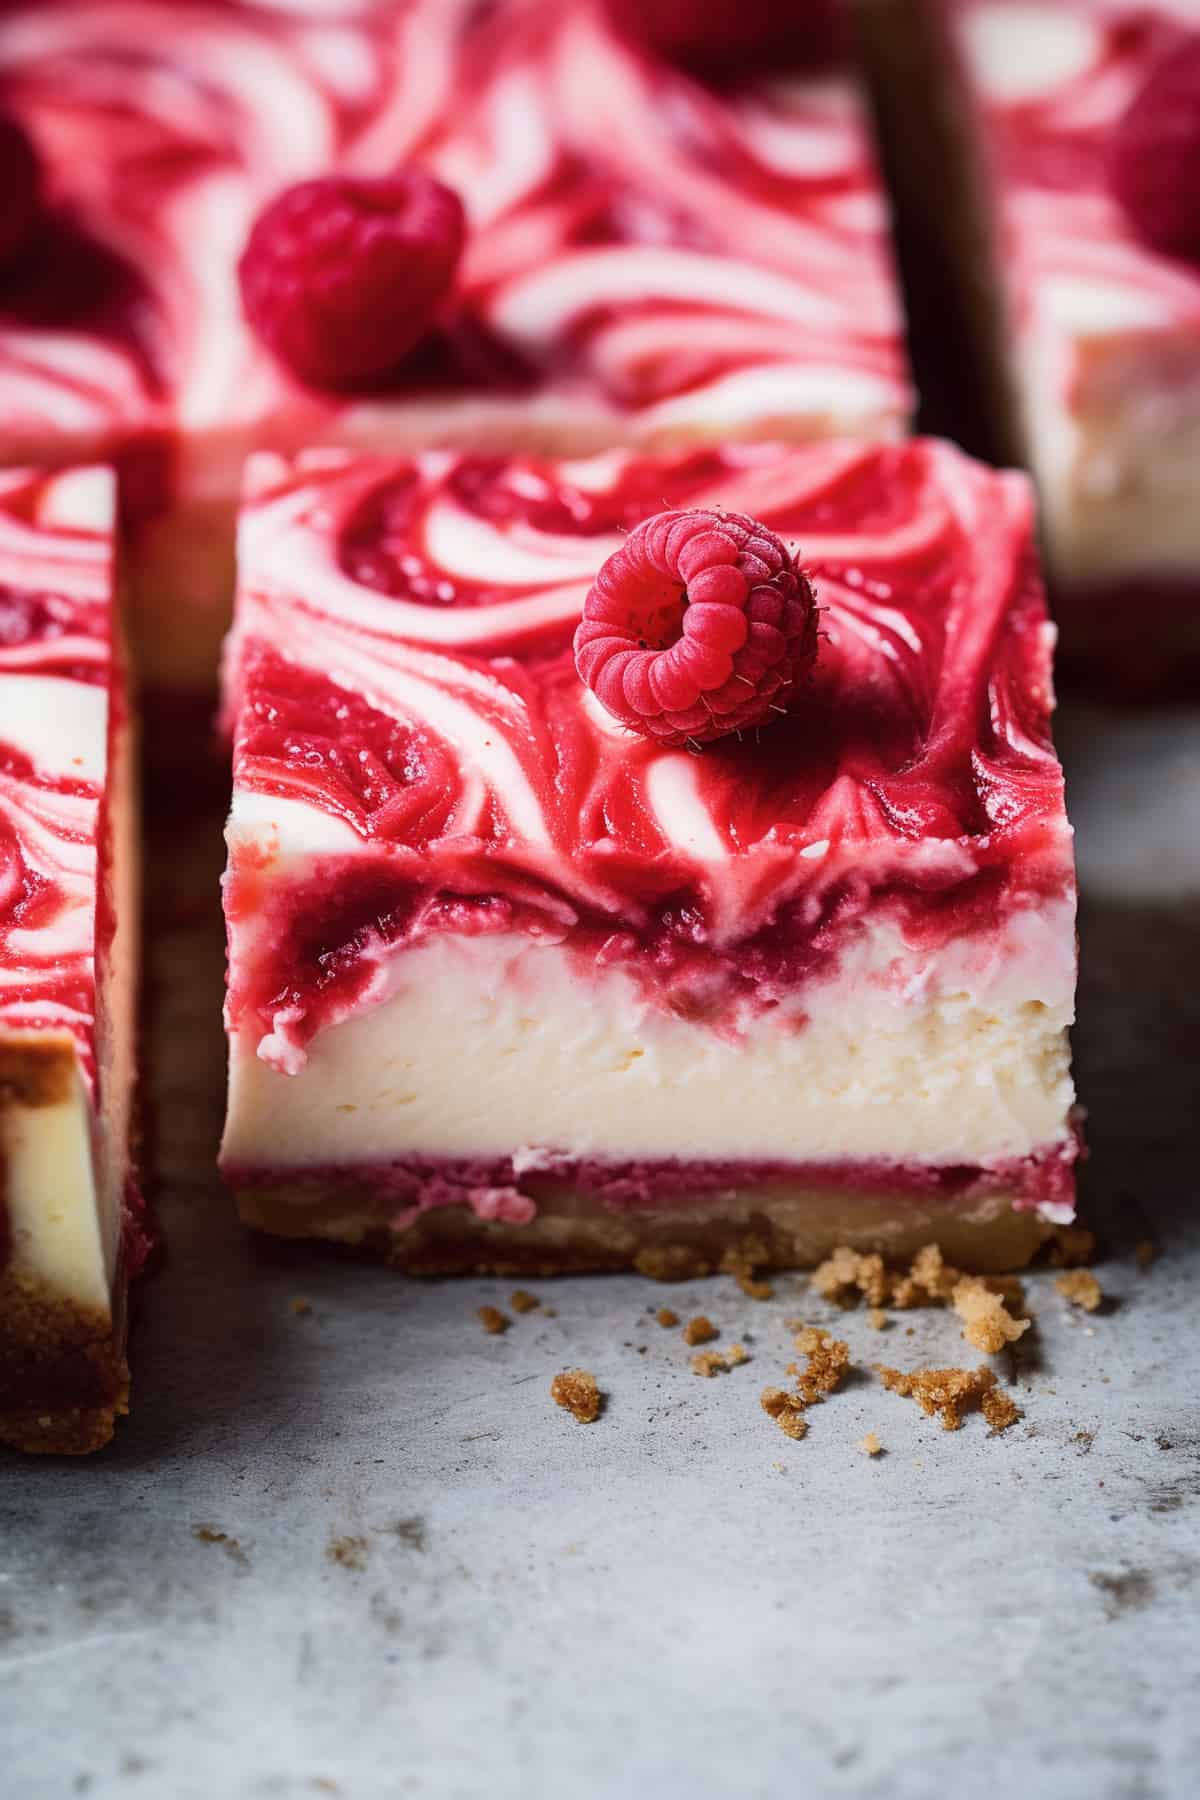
[2, 699, 1198, 1800]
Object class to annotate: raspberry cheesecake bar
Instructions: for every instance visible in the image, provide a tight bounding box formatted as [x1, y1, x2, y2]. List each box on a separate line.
[0, 466, 144, 1453]
[220, 439, 1079, 1274]
[869, 0, 1200, 683]
[0, 0, 908, 691]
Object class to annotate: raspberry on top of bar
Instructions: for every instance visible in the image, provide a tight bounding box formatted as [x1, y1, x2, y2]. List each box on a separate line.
[0, 0, 908, 686]
[220, 440, 1078, 1267]
[0, 464, 142, 1453]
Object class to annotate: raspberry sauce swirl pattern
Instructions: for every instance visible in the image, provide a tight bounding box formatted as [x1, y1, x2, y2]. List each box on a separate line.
[224, 440, 1075, 1073]
[0, 0, 907, 475]
[959, 3, 1200, 347]
[0, 465, 115, 1085]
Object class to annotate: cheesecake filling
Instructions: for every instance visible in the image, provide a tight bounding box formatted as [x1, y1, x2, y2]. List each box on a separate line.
[954, 2, 1200, 597]
[221, 440, 1079, 1244]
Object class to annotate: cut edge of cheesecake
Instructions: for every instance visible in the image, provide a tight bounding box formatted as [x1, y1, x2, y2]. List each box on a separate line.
[0, 491, 142, 1456]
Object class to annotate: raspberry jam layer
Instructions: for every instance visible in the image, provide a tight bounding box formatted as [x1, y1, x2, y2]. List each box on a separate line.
[0, 0, 906, 502]
[224, 438, 1076, 1070]
[226, 1140, 1080, 1232]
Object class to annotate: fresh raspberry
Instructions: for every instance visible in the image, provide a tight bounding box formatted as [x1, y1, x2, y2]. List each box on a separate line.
[0, 114, 42, 267]
[1109, 34, 1200, 261]
[238, 170, 465, 388]
[604, 0, 841, 74]
[574, 509, 818, 749]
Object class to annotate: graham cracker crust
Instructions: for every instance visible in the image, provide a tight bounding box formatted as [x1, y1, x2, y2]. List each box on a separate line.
[235, 1180, 1053, 1277]
[0, 1264, 128, 1455]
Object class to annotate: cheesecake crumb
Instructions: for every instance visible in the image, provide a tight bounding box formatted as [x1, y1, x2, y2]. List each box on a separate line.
[510, 1289, 540, 1314]
[691, 1344, 749, 1377]
[290, 1296, 312, 1317]
[790, 1326, 851, 1404]
[875, 1362, 1016, 1432]
[811, 1245, 889, 1308]
[634, 1245, 710, 1283]
[1135, 1239, 1157, 1270]
[760, 1387, 809, 1439]
[551, 1368, 602, 1423]
[655, 1307, 680, 1329]
[867, 1308, 889, 1331]
[682, 1315, 718, 1347]
[981, 1388, 1021, 1434]
[952, 1277, 1031, 1353]
[1048, 1226, 1097, 1268]
[857, 1433, 883, 1457]
[477, 1305, 510, 1335]
[1055, 1270, 1103, 1312]
[737, 1271, 774, 1300]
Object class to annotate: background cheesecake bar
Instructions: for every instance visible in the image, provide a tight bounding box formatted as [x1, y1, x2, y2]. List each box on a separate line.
[0, 0, 909, 692]
[220, 439, 1079, 1275]
[0, 466, 143, 1453]
[865, 0, 1200, 686]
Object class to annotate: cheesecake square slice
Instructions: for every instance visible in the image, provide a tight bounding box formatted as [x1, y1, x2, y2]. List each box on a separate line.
[868, 0, 1200, 687]
[0, 0, 909, 692]
[0, 465, 144, 1453]
[220, 439, 1079, 1276]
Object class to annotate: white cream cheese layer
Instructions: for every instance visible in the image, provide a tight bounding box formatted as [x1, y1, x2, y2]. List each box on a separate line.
[222, 908, 1077, 1177]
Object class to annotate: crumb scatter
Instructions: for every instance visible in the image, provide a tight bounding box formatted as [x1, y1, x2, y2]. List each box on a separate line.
[655, 1307, 680, 1329]
[1055, 1271, 1103, 1312]
[952, 1276, 1030, 1353]
[1135, 1239, 1157, 1270]
[551, 1368, 603, 1423]
[477, 1305, 510, 1335]
[858, 1433, 883, 1457]
[289, 1296, 312, 1317]
[510, 1289, 540, 1314]
[682, 1314, 718, 1346]
[691, 1344, 749, 1377]
[875, 1362, 1020, 1433]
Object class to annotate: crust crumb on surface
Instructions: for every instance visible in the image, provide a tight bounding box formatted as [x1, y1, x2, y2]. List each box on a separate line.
[952, 1277, 1030, 1353]
[290, 1296, 312, 1317]
[633, 1245, 711, 1283]
[789, 1326, 851, 1405]
[550, 1368, 602, 1423]
[760, 1388, 809, 1439]
[328, 1535, 370, 1571]
[691, 1344, 748, 1378]
[1135, 1240, 1157, 1270]
[980, 1388, 1021, 1434]
[874, 1362, 1020, 1433]
[858, 1433, 883, 1457]
[720, 1238, 773, 1300]
[655, 1307, 680, 1329]
[810, 1241, 1024, 1322]
[1055, 1270, 1103, 1312]
[811, 1246, 890, 1307]
[1047, 1226, 1097, 1268]
[682, 1315, 718, 1347]
[477, 1305, 510, 1335]
[510, 1289, 540, 1314]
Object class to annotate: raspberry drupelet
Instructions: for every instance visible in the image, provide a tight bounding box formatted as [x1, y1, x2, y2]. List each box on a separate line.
[573, 508, 818, 748]
[238, 170, 465, 388]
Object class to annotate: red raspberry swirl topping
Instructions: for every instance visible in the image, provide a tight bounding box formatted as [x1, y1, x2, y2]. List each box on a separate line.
[1109, 34, 1200, 262]
[238, 170, 465, 388]
[574, 508, 818, 748]
[604, 0, 840, 73]
[0, 113, 43, 268]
